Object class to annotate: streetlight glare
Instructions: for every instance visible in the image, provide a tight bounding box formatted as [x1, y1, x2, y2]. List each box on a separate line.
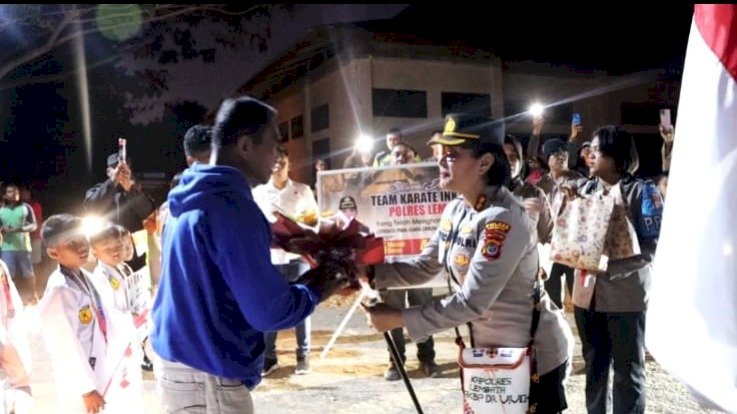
[355, 134, 373, 153]
[528, 103, 544, 117]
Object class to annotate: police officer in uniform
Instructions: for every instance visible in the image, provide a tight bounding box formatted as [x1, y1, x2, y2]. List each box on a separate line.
[363, 114, 573, 413]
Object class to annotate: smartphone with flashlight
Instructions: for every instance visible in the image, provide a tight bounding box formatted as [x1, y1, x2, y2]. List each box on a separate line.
[572, 113, 582, 126]
[118, 138, 127, 164]
[659, 109, 672, 130]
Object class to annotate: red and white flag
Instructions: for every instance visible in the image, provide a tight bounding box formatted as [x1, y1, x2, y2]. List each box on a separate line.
[646, 4, 737, 412]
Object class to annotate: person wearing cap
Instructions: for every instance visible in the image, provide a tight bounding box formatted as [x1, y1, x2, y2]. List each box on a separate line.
[363, 113, 573, 413]
[337, 196, 370, 234]
[84, 152, 157, 272]
[252, 145, 319, 376]
[338, 196, 358, 219]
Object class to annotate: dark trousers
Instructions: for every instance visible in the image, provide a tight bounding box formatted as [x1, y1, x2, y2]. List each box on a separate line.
[574, 307, 647, 414]
[545, 262, 574, 309]
[529, 360, 569, 414]
[381, 288, 435, 364]
[264, 260, 311, 360]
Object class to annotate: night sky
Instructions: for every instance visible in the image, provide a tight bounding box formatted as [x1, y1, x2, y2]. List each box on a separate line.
[0, 4, 695, 214]
[362, 4, 694, 74]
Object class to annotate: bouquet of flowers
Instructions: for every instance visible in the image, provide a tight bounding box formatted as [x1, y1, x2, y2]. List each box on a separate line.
[270, 210, 384, 296]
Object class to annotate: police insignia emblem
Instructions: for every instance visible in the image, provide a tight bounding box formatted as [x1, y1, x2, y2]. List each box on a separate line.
[454, 254, 470, 266]
[482, 220, 511, 260]
[440, 219, 452, 232]
[444, 116, 456, 134]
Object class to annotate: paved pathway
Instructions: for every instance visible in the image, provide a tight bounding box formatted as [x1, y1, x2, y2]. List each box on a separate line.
[21, 298, 717, 413]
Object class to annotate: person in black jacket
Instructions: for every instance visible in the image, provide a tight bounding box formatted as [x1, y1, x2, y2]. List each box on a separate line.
[84, 153, 157, 271]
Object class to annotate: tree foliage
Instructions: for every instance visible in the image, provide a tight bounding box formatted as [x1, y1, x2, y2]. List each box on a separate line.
[0, 4, 288, 92]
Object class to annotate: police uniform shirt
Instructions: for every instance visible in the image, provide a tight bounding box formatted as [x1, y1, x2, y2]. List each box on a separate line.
[374, 186, 573, 375]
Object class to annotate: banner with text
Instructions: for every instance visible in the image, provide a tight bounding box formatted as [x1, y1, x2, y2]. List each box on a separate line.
[317, 163, 455, 261]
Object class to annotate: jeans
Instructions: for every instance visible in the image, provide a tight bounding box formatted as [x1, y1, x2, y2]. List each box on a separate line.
[264, 259, 311, 360]
[1, 251, 34, 279]
[380, 288, 435, 364]
[574, 307, 647, 414]
[156, 358, 253, 414]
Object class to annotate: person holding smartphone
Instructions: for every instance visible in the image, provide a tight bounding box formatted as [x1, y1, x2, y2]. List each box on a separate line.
[83, 149, 157, 272]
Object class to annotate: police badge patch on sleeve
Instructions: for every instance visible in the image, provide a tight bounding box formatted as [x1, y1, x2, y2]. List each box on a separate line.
[482, 220, 511, 260]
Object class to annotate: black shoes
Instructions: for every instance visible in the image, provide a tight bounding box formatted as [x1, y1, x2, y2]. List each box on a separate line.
[262, 358, 279, 377]
[420, 360, 441, 378]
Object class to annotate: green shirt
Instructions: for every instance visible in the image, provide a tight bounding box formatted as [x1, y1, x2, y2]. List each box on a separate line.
[0, 204, 33, 252]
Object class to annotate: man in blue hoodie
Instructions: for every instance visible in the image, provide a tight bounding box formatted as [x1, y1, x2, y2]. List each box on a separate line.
[151, 96, 349, 413]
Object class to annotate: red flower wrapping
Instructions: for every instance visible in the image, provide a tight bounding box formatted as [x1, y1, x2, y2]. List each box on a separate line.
[270, 212, 384, 269]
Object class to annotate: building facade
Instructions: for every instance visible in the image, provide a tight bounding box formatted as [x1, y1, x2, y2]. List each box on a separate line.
[238, 26, 679, 182]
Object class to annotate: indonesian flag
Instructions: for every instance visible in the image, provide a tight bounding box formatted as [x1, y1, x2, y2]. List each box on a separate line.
[646, 4, 737, 412]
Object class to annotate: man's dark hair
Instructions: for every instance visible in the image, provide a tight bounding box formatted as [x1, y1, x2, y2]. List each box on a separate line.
[183, 125, 213, 158]
[212, 97, 276, 148]
[388, 128, 402, 137]
[89, 222, 128, 246]
[593, 125, 636, 174]
[41, 214, 82, 247]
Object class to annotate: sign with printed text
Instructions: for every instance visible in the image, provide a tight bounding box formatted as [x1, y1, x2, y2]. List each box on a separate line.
[125, 266, 151, 316]
[317, 163, 455, 261]
[460, 347, 531, 414]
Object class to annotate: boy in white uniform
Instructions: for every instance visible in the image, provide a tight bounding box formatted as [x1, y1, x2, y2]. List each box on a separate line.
[38, 214, 142, 414]
[89, 224, 133, 313]
[0, 230, 33, 414]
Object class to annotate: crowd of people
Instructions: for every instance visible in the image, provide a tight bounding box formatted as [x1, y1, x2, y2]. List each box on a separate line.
[0, 94, 674, 414]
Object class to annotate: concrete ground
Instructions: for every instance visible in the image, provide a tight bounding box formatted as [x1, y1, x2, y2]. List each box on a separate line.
[19, 289, 721, 414]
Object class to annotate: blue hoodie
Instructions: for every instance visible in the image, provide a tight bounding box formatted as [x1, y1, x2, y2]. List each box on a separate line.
[151, 164, 319, 388]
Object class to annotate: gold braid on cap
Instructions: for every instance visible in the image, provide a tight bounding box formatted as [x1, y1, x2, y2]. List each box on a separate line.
[444, 117, 480, 139]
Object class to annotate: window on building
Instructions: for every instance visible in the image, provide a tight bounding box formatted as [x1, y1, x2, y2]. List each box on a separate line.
[278, 121, 289, 143]
[311, 104, 329, 132]
[621, 102, 671, 126]
[545, 102, 574, 125]
[372, 88, 427, 118]
[312, 137, 331, 161]
[503, 99, 529, 118]
[290, 115, 303, 139]
[441, 92, 491, 117]
[632, 133, 664, 177]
